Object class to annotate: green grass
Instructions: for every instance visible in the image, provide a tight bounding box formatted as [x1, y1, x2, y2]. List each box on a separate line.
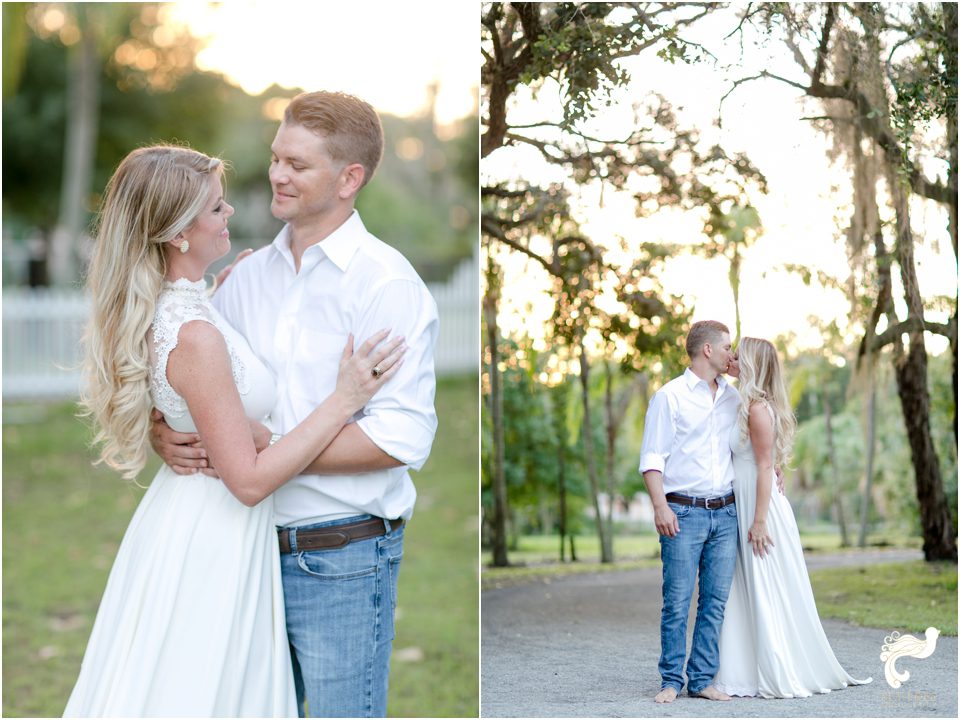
[809, 561, 957, 636]
[483, 531, 934, 594]
[486, 533, 661, 565]
[482, 530, 920, 569]
[387, 376, 478, 717]
[2, 374, 478, 718]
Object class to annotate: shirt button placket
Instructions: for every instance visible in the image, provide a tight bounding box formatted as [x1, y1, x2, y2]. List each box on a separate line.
[274, 275, 305, 403]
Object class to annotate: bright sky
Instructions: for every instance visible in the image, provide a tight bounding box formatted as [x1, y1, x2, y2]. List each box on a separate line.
[169, 0, 478, 127]
[484, 7, 955, 356]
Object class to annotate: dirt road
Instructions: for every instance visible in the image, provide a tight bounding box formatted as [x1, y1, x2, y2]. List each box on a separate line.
[481, 549, 957, 717]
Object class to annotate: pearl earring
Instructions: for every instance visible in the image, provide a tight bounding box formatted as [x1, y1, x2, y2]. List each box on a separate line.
[179, 240, 190, 254]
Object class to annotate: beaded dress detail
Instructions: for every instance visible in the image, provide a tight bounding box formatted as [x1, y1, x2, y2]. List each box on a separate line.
[149, 277, 250, 428]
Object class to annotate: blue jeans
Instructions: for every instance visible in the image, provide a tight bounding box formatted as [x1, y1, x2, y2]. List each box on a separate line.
[279, 515, 404, 718]
[658, 500, 738, 694]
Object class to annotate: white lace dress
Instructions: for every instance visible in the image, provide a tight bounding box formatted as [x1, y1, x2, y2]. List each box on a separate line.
[64, 278, 297, 717]
[714, 405, 871, 698]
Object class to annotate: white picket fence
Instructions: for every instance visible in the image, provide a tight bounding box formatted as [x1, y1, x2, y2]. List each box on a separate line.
[2, 255, 478, 400]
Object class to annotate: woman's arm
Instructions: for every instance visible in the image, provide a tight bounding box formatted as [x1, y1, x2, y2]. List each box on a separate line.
[747, 401, 776, 557]
[166, 321, 401, 506]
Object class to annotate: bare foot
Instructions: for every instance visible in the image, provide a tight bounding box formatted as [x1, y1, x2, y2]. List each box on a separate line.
[690, 685, 731, 701]
[654, 687, 678, 703]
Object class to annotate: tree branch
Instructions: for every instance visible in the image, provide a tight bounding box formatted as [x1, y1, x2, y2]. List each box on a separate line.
[724, 3, 759, 41]
[865, 316, 957, 353]
[810, 3, 837, 87]
[725, 69, 953, 206]
[481, 212, 555, 275]
[804, 80, 953, 205]
[481, 186, 530, 199]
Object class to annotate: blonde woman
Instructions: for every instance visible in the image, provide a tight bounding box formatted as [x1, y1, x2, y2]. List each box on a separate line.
[64, 145, 403, 717]
[714, 337, 870, 698]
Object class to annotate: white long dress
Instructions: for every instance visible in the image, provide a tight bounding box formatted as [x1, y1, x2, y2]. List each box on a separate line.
[714, 405, 871, 698]
[64, 278, 297, 717]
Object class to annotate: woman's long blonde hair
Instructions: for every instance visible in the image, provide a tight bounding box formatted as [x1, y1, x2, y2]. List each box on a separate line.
[736, 337, 796, 467]
[79, 145, 223, 479]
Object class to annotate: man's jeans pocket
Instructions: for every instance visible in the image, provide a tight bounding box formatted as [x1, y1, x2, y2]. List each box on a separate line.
[295, 550, 378, 581]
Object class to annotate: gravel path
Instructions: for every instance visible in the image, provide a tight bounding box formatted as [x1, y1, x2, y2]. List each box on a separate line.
[481, 549, 957, 718]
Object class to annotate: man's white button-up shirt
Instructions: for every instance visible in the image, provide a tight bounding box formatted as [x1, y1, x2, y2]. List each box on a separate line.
[213, 210, 439, 526]
[639, 368, 739, 497]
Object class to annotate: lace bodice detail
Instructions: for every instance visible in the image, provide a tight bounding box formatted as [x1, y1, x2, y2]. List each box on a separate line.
[149, 278, 250, 423]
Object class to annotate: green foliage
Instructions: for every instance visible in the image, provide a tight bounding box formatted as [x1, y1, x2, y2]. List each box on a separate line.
[481, 329, 672, 547]
[481, 335, 589, 539]
[787, 344, 852, 425]
[2, 26, 68, 231]
[2, 4, 29, 100]
[702, 203, 762, 249]
[883, 3, 957, 168]
[358, 114, 478, 281]
[496, 3, 709, 128]
[927, 352, 959, 530]
[2, 5, 219, 234]
[480, 6, 756, 555]
[791, 349, 957, 534]
[525, 14, 633, 126]
[3, 5, 477, 284]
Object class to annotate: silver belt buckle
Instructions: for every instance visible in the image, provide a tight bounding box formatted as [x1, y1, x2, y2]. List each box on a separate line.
[706, 496, 721, 510]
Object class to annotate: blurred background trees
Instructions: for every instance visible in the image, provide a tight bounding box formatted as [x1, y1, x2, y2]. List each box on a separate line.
[2, 2, 477, 287]
[481, 2, 956, 566]
[481, 2, 769, 565]
[731, 2, 957, 560]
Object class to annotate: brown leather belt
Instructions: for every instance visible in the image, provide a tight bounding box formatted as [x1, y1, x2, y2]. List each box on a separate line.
[278, 517, 404, 553]
[665, 492, 735, 510]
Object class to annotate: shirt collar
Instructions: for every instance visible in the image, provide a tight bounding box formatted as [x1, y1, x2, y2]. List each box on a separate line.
[316, 210, 364, 272]
[269, 210, 364, 273]
[683, 367, 728, 392]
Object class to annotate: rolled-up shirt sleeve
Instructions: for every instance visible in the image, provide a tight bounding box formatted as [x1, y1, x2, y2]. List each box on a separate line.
[355, 277, 439, 470]
[639, 389, 674, 474]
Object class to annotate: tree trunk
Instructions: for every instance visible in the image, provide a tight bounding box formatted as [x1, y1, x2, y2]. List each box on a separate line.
[603, 360, 617, 550]
[857, 378, 876, 548]
[944, 0, 958, 261]
[558, 442, 567, 562]
[537, 497, 552, 535]
[951, 309, 958, 446]
[885, 163, 958, 561]
[553, 385, 569, 562]
[52, 9, 100, 286]
[822, 392, 850, 547]
[578, 339, 613, 563]
[944, 2, 959, 443]
[729, 244, 742, 343]
[484, 280, 510, 567]
[892, 342, 956, 560]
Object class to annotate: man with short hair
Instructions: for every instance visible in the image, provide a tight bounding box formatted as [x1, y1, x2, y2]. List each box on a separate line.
[639, 320, 738, 704]
[153, 90, 438, 717]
